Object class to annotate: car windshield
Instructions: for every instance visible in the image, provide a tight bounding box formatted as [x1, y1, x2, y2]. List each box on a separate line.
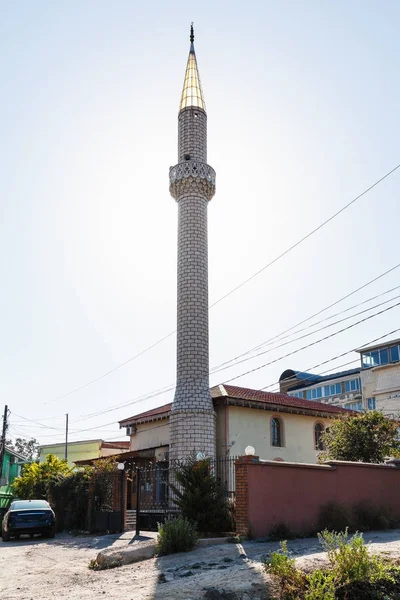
[10, 500, 50, 510]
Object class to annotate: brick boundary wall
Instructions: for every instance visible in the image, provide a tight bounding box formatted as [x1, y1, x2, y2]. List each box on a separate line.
[235, 456, 400, 538]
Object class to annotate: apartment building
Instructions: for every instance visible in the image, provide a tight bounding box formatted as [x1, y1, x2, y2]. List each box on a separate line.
[280, 338, 400, 415]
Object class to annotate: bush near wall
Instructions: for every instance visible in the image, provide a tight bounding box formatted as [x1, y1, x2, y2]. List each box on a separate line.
[170, 454, 233, 533]
[268, 501, 395, 541]
[157, 517, 197, 555]
[318, 501, 393, 534]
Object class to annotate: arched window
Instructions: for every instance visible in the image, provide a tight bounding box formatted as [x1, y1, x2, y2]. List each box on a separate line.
[314, 422, 325, 450]
[271, 418, 283, 447]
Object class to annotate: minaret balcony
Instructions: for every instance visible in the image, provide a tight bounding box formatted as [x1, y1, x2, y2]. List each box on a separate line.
[169, 160, 216, 201]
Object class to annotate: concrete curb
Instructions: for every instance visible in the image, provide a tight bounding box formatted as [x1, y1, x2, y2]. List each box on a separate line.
[95, 537, 232, 569]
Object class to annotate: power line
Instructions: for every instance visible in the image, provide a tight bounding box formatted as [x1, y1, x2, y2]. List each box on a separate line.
[223, 304, 400, 384]
[10, 412, 66, 431]
[107, 328, 400, 439]
[260, 328, 400, 393]
[9, 412, 119, 436]
[213, 266, 400, 369]
[261, 284, 400, 351]
[211, 165, 400, 307]
[55, 323, 400, 437]
[48, 165, 400, 402]
[211, 293, 400, 375]
[29, 328, 400, 444]
[70, 383, 175, 424]
[17, 282, 400, 440]
[50, 330, 177, 403]
[16, 271, 400, 433]
[69, 268, 400, 425]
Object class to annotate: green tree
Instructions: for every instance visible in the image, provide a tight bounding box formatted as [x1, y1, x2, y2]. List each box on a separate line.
[51, 468, 91, 530]
[12, 454, 72, 499]
[320, 411, 400, 464]
[91, 458, 118, 511]
[171, 454, 233, 533]
[6, 437, 40, 460]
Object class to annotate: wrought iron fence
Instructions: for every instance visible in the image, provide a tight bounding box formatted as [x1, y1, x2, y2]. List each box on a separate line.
[131, 456, 237, 532]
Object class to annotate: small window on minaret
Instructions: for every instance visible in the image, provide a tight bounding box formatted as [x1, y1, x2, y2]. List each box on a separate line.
[184, 154, 191, 161]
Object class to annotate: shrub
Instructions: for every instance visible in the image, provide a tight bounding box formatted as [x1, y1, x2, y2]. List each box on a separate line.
[353, 501, 391, 532]
[304, 570, 335, 600]
[336, 567, 400, 600]
[170, 454, 233, 532]
[91, 458, 118, 512]
[268, 522, 295, 541]
[263, 541, 307, 600]
[318, 529, 387, 585]
[318, 501, 393, 535]
[157, 517, 197, 555]
[265, 530, 400, 599]
[50, 469, 90, 530]
[318, 502, 352, 533]
[12, 454, 72, 500]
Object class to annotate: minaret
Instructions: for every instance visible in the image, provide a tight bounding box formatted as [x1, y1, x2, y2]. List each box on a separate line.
[169, 25, 216, 460]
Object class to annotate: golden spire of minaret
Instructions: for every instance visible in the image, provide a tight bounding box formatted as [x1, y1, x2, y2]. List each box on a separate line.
[179, 23, 206, 112]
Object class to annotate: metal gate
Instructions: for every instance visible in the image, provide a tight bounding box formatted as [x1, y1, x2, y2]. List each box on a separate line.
[135, 461, 175, 531]
[131, 457, 237, 534]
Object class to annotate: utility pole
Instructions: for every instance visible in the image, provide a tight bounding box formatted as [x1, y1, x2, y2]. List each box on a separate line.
[65, 413, 69, 461]
[0, 405, 9, 480]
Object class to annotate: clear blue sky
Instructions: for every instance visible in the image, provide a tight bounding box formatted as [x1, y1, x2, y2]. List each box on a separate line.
[1, 1, 399, 444]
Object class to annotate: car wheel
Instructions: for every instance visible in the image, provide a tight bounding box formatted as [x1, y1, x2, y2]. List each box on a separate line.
[2, 530, 10, 542]
[44, 526, 55, 539]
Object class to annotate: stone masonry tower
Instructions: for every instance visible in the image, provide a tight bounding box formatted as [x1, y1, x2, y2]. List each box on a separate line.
[169, 26, 216, 460]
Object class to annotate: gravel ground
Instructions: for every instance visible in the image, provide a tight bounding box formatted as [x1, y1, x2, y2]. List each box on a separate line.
[2, 529, 400, 599]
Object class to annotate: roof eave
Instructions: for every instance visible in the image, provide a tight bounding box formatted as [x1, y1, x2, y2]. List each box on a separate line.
[5, 447, 31, 462]
[213, 396, 349, 418]
[355, 337, 400, 354]
[119, 413, 171, 429]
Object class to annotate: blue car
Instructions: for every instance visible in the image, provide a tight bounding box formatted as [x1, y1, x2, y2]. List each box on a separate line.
[1, 500, 56, 541]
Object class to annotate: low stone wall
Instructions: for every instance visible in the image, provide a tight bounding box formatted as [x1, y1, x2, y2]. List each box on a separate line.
[235, 455, 400, 538]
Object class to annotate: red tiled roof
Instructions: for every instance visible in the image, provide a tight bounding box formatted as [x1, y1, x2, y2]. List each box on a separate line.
[214, 384, 351, 415]
[119, 403, 172, 426]
[101, 441, 130, 449]
[119, 384, 351, 427]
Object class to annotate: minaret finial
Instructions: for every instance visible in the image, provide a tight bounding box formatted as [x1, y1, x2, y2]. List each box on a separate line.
[190, 22, 194, 44]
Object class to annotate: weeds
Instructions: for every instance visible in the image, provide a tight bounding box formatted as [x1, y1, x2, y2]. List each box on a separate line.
[265, 529, 400, 599]
[88, 558, 122, 570]
[264, 541, 307, 599]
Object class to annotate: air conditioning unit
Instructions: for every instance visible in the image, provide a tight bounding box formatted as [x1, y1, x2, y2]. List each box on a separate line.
[126, 426, 135, 436]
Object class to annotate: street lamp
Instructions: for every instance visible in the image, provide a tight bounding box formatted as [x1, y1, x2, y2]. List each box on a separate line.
[245, 446, 255, 456]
